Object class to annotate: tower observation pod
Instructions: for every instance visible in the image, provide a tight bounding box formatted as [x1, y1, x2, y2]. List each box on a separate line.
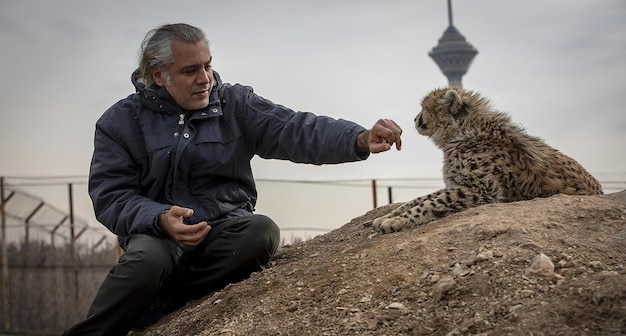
[429, 0, 478, 88]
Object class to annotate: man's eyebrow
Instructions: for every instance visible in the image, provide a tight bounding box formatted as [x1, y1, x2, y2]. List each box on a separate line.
[180, 64, 199, 72]
[180, 57, 212, 72]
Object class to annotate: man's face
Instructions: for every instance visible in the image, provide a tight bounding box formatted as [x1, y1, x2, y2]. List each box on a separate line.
[153, 39, 214, 110]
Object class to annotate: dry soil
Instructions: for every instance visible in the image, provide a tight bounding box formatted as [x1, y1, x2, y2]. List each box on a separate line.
[144, 191, 626, 336]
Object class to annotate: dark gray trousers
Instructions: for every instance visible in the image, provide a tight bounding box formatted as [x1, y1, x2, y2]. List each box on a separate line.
[63, 214, 280, 336]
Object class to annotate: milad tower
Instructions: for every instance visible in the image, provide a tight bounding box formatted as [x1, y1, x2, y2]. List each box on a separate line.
[429, 0, 478, 88]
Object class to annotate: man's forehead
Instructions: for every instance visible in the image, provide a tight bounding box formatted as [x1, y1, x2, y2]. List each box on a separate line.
[171, 40, 211, 64]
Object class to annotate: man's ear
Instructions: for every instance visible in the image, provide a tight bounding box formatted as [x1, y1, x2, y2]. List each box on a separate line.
[152, 66, 165, 87]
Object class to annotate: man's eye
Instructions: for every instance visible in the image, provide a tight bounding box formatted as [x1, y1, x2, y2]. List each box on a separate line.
[205, 64, 212, 70]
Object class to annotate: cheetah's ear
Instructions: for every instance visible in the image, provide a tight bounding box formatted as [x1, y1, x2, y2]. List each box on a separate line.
[442, 89, 463, 115]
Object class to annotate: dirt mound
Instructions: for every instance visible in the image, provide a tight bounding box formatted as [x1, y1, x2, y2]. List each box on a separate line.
[145, 191, 626, 336]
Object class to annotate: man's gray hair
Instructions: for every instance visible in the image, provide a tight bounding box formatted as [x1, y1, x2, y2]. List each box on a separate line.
[139, 23, 209, 87]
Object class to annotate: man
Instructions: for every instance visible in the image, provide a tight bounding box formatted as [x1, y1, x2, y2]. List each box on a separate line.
[64, 23, 402, 335]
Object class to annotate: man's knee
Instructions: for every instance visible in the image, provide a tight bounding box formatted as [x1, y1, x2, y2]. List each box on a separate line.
[119, 234, 180, 289]
[210, 215, 280, 265]
[243, 214, 280, 255]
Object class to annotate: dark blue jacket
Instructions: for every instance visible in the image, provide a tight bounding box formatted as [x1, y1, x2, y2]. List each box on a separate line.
[88, 70, 368, 242]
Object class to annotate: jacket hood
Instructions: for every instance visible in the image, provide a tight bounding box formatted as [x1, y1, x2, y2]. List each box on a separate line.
[130, 68, 224, 114]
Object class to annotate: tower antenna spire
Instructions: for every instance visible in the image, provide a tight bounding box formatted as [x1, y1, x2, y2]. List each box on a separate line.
[447, 0, 453, 26]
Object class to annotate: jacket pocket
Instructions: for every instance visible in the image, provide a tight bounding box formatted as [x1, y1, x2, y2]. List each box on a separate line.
[186, 117, 248, 177]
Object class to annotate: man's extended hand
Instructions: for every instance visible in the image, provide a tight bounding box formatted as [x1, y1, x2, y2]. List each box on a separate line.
[356, 119, 403, 154]
[157, 205, 210, 246]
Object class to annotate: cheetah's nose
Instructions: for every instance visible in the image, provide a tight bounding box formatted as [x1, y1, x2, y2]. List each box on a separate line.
[417, 116, 425, 129]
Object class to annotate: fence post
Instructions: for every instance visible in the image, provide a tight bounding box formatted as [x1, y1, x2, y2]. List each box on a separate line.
[371, 180, 377, 209]
[387, 186, 393, 204]
[68, 183, 80, 306]
[1, 177, 10, 330]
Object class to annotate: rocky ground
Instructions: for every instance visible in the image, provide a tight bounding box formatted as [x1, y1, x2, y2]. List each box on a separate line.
[144, 191, 626, 336]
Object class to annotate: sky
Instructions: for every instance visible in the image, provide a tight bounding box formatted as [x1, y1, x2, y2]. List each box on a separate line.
[0, 1, 625, 240]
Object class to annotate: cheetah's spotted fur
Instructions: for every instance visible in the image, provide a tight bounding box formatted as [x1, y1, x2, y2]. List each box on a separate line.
[372, 87, 603, 234]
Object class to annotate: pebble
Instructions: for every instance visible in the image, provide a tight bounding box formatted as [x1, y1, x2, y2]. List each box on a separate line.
[452, 263, 471, 277]
[588, 261, 608, 270]
[435, 276, 457, 299]
[525, 252, 555, 277]
[519, 289, 535, 298]
[387, 302, 406, 310]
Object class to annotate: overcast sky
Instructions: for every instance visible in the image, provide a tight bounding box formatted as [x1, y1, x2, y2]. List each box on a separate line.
[1, 0, 625, 182]
[1, 0, 624, 241]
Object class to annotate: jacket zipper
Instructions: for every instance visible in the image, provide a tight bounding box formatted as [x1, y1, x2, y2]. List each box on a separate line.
[170, 113, 186, 203]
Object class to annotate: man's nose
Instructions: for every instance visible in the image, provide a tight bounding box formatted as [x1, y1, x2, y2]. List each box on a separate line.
[197, 68, 211, 84]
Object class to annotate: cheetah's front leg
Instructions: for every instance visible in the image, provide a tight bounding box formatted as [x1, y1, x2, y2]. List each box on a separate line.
[373, 188, 479, 234]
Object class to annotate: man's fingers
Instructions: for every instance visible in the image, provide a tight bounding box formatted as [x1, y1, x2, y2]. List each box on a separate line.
[381, 119, 402, 150]
[369, 142, 391, 153]
[169, 205, 194, 217]
[370, 119, 403, 152]
[388, 120, 402, 150]
[175, 221, 210, 246]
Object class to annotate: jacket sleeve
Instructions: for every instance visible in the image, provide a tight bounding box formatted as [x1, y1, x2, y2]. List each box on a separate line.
[241, 88, 369, 164]
[88, 109, 170, 237]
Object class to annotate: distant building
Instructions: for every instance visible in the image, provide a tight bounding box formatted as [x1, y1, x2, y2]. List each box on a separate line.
[429, 0, 478, 88]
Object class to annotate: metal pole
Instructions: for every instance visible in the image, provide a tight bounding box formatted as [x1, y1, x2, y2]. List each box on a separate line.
[387, 186, 393, 204]
[24, 202, 44, 247]
[68, 183, 79, 305]
[69, 183, 75, 255]
[371, 179, 377, 209]
[1, 177, 11, 329]
[50, 220, 65, 248]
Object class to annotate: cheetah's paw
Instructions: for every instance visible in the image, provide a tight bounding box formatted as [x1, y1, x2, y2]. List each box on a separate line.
[372, 216, 410, 234]
[371, 214, 390, 230]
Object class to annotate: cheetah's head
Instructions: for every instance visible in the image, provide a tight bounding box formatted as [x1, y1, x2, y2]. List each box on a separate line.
[415, 87, 488, 146]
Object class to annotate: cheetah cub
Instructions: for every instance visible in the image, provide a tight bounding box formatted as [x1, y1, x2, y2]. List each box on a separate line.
[372, 87, 603, 234]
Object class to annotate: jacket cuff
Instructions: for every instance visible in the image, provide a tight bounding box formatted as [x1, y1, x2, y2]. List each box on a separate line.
[152, 207, 171, 238]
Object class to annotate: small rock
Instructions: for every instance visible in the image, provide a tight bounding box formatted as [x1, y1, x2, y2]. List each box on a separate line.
[429, 274, 441, 284]
[476, 250, 493, 262]
[519, 289, 535, 298]
[525, 253, 555, 277]
[387, 302, 406, 310]
[285, 301, 298, 312]
[588, 261, 608, 270]
[509, 304, 523, 313]
[452, 263, 471, 277]
[365, 315, 378, 330]
[360, 296, 372, 303]
[435, 276, 457, 299]
[467, 250, 493, 265]
[558, 259, 576, 268]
